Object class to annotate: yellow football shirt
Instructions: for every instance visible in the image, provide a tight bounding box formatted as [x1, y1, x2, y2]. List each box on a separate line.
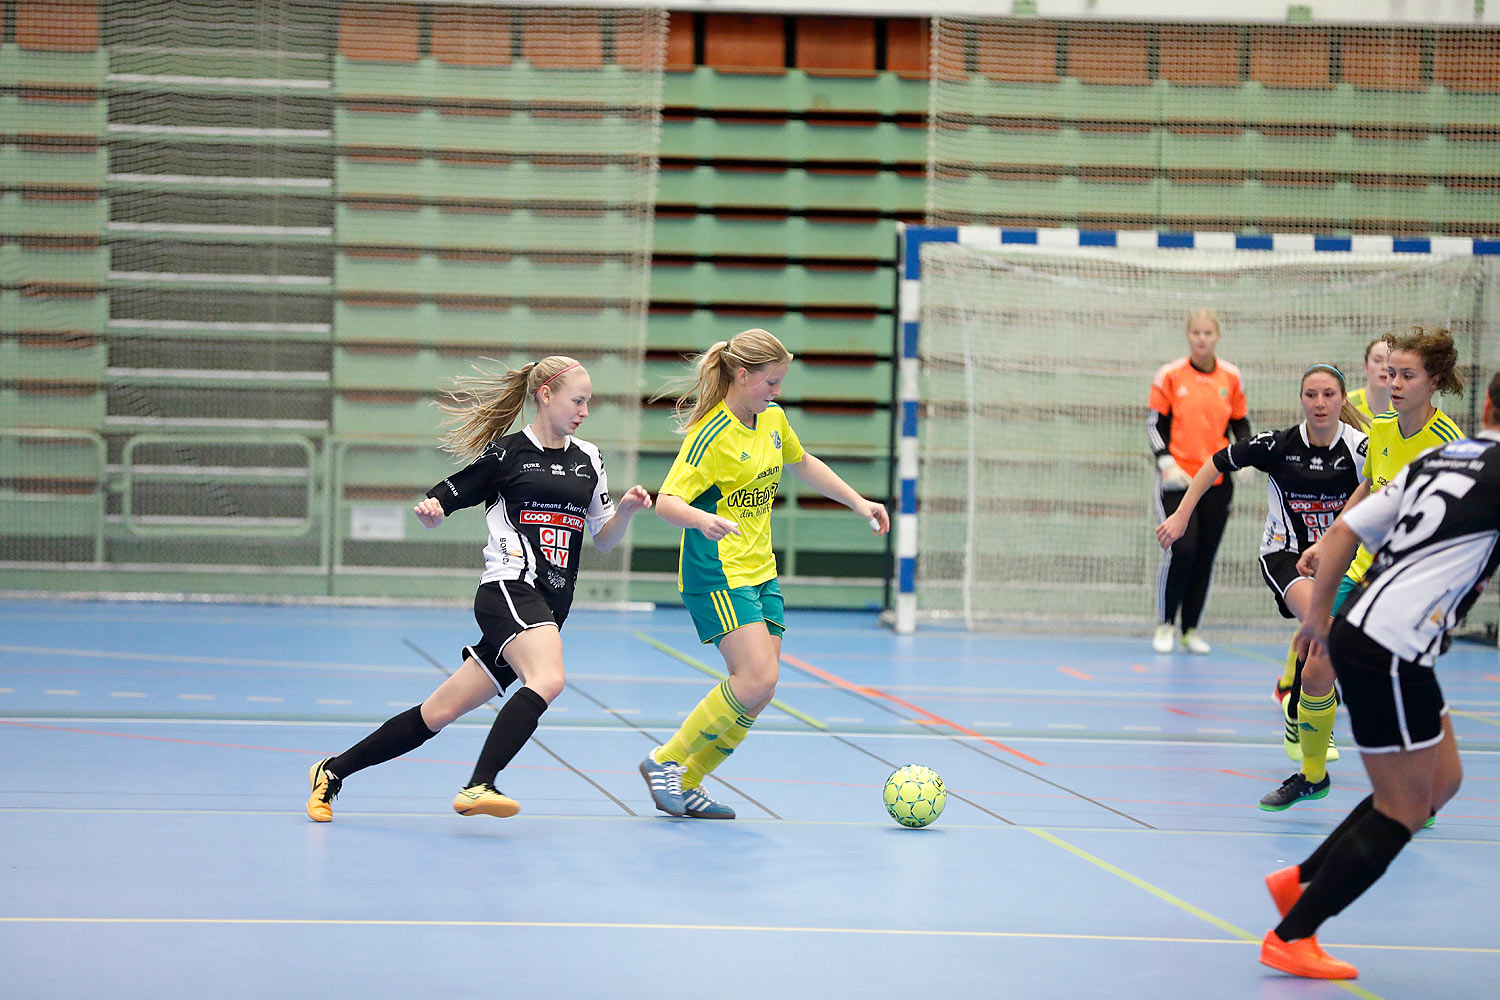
[1347, 388, 1374, 422]
[1346, 406, 1464, 583]
[659, 400, 804, 592]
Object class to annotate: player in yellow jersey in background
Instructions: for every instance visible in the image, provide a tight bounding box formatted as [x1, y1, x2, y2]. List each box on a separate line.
[638, 328, 889, 818]
[1293, 326, 1465, 813]
[1345, 337, 1391, 422]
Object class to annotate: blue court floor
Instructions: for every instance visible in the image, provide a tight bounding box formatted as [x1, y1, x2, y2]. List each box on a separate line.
[2, 598, 1497, 999]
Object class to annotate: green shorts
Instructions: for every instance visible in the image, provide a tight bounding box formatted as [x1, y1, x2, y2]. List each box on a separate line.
[1331, 575, 1362, 616]
[682, 579, 786, 646]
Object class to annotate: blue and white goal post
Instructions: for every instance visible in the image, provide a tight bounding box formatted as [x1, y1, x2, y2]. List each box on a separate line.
[891, 224, 1500, 636]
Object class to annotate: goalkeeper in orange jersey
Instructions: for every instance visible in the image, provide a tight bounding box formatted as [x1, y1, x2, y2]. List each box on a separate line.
[1148, 309, 1251, 655]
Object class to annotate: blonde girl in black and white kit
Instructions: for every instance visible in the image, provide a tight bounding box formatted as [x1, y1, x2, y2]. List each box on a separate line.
[306, 356, 652, 822]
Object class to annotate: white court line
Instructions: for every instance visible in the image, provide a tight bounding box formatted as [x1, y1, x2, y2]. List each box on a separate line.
[823, 717, 865, 724]
[1124, 725, 1163, 732]
[0, 687, 13, 693]
[315, 699, 352, 706]
[45, 690, 79, 696]
[248, 696, 283, 703]
[9, 716, 1500, 753]
[110, 692, 146, 699]
[178, 694, 214, 701]
[972, 721, 1012, 728]
[0, 645, 432, 676]
[1197, 728, 1237, 735]
[1047, 723, 1087, 730]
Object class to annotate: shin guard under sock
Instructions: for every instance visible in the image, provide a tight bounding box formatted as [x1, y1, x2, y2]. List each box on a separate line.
[682, 712, 754, 790]
[1276, 807, 1411, 942]
[468, 686, 548, 787]
[329, 705, 438, 779]
[1297, 689, 1338, 782]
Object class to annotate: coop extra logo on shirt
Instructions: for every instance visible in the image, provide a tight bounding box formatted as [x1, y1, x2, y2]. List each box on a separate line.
[1288, 497, 1344, 542]
[520, 509, 586, 567]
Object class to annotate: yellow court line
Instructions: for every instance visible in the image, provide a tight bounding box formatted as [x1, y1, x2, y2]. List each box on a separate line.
[1451, 709, 1500, 729]
[1216, 643, 1288, 669]
[1025, 826, 1384, 1000]
[632, 632, 826, 731]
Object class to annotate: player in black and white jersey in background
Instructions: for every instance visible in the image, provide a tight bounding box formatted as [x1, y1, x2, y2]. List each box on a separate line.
[1158, 364, 1369, 809]
[306, 355, 653, 822]
[1255, 371, 1500, 981]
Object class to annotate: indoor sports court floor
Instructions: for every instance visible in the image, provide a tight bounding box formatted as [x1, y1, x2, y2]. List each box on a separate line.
[2, 597, 1497, 999]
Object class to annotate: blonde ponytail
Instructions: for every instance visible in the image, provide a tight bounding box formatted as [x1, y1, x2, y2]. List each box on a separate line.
[1339, 400, 1370, 432]
[438, 355, 581, 461]
[655, 328, 793, 432]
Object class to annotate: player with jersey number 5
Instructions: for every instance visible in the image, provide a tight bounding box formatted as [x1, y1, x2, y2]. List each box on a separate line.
[306, 356, 652, 823]
[1158, 364, 1368, 810]
[1149, 309, 1252, 655]
[1257, 370, 1500, 982]
[639, 329, 889, 819]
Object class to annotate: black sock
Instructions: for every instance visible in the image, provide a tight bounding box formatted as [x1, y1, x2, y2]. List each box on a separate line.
[1298, 794, 1375, 883]
[468, 687, 549, 788]
[1276, 807, 1411, 942]
[328, 705, 438, 779]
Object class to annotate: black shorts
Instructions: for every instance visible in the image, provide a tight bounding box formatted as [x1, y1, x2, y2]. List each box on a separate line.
[461, 580, 564, 694]
[1259, 550, 1312, 619]
[1327, 617, 1448, 753]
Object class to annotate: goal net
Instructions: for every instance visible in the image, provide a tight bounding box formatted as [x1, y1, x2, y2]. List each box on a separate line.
[902, 229, 1500, 637]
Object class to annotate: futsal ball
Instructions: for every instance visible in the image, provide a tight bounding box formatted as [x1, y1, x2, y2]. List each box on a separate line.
[883, 764, 946, 828]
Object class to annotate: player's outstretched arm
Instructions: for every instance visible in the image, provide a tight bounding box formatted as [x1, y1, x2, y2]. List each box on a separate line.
[413, 496, 446, 528]
[656, 491, 740, 540]
[787, 453, 889, 535]
[591, 485, 653, 554]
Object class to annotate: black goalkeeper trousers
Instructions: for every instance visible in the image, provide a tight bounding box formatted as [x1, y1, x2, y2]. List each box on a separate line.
[1155, 478, 1233, 630]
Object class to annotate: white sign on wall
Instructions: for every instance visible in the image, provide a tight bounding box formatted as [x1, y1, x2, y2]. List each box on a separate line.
[350, 506, 406, 541]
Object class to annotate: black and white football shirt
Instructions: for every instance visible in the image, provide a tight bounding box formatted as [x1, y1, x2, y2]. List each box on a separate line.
[1214, 421, 1368, 555]
[426, 427, 615, 617]
[1341, 430, 1500, 665]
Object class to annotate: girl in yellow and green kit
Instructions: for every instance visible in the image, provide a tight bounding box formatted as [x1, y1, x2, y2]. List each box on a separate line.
[639, 328, 888, 818]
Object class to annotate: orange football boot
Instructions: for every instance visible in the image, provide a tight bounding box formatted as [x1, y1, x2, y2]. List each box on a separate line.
[1260, 931, 1357, 979]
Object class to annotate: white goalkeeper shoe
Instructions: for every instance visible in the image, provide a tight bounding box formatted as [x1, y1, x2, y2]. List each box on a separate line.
[1152, 624, 1176, 654]
[1181, 629, 1211, 655]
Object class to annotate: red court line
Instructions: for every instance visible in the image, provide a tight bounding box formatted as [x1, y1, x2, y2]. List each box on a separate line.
[779, 652, 1047, 767]
[1057, 667, 1092, 680]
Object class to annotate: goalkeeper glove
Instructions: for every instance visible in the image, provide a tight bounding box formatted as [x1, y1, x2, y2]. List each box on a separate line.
[1157, 454, 1191, 490]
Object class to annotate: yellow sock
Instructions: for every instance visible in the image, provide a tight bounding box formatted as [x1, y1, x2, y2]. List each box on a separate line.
[653, 680, 746, 766]
[1279, 638, 1299, 691]
[1297, 690, 1338, 783]
[682, 712, 754, 790]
